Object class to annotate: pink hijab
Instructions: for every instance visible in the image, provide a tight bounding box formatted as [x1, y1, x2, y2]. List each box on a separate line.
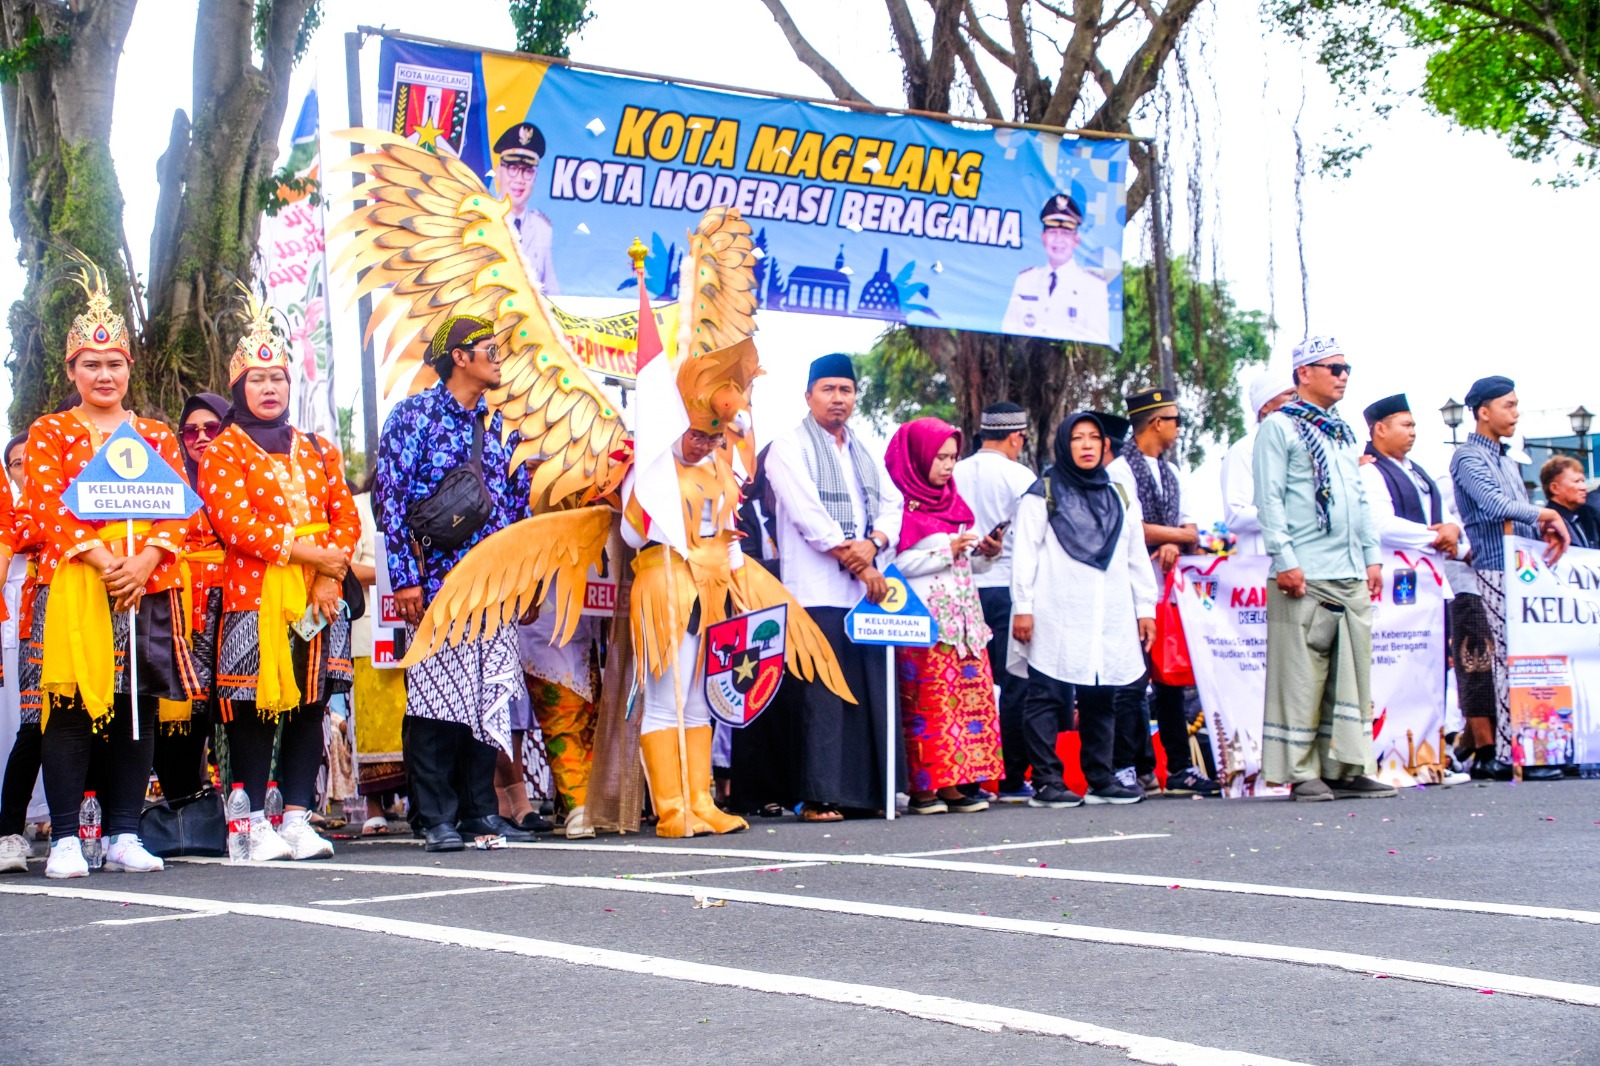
[885, 416, 975, 552]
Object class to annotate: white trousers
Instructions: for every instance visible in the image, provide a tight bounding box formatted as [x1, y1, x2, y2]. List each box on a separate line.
[640, 631, 710, 734]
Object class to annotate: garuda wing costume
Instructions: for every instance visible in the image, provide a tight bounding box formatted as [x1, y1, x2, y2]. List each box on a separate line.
[331, 128, 852, 837]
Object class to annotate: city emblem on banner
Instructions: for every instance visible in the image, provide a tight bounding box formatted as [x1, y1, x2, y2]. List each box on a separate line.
[1514, 548, 1544, 584]
[389, 62, 473, 154]
[702, 606, 787, 728]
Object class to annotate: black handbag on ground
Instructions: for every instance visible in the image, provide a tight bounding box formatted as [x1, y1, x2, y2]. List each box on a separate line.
[303, 431, 368, 621]
[404, 416, 493, 552]
[140, 787, 227, 857]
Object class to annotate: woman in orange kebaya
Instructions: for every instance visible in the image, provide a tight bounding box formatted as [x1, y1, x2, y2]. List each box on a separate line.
[198, 293, 357, 862]
[29, 261, 201, 879]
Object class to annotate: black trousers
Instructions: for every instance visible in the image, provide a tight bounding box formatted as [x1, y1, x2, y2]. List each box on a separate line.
[42, 695, 154, 841]
[0, 722, 42, 836]
[402, 715, 498, 829]
[1076, 683, 1147, 790]
[1136, 677, 1193, 776]
[978, 587, 1029, 790]
[223, 702, 326, 810]
[152, 716, 210, 800]
[1021, 667, 1072, 789]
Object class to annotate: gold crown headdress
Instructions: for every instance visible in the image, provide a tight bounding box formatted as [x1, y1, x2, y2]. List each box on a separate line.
[228, 284, 292, 385]
[63, 254, 130, 362]
[676, 336, 761, 434]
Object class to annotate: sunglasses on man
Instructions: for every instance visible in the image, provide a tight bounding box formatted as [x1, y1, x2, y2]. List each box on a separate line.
[1312, 361, 1352, 377]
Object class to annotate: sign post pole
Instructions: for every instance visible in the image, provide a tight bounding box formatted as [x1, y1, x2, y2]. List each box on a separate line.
[884, 644, 896, 822]
[126, 518, 139, 741]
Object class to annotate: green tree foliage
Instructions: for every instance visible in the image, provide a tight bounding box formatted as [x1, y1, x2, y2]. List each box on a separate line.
[1272, 1, 1600, 180]
[509, 0, 594, 58]
[857, 256, 1270, 467]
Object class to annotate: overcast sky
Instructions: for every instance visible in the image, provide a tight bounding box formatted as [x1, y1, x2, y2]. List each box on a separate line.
[3, 0, 1596, 524]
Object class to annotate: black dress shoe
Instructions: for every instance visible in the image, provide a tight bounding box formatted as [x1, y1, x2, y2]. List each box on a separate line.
[423, 824, 464, 852]
[1469, 756, 1514, 781]
[458, 815, 535, 843]
[514, 811, 554, 833]
[1524, 766, 1564, 781]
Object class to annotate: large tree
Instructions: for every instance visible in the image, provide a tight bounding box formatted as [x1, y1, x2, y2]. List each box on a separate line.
[759, 0, 1207, 442]
[856, 256, 1271, 467]
[0, 0, 320, 430]
[1273, 1, 1600, 179]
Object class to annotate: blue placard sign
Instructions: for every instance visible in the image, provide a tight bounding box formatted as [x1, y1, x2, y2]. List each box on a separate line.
[60, 422, 203, 522]
[844, 564, 938, 647]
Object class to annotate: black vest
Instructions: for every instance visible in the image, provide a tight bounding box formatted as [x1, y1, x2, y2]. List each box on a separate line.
[1365, 445, 1441, 525]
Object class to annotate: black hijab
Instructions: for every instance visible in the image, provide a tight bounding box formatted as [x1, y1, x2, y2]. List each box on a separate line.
[1025, 411, 1124, 572]
[224, 373, 294, 455]
[178, 391, 229, 482]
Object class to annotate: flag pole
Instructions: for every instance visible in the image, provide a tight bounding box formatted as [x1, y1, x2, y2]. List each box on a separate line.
[126, 517, 140, 742]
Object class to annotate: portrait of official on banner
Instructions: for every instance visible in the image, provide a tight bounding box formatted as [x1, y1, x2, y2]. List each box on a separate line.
[374, 37, 1128, 347]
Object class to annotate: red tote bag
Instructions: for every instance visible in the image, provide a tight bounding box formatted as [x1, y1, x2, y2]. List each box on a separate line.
[1150, 570, 1195, 687]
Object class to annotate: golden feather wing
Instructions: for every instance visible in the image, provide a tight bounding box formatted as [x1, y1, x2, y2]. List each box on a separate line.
[396, 507, 613, 669]
[732, 562, 855, 704]
[679, 206, 760, 356]
[330, 128, 630, 509]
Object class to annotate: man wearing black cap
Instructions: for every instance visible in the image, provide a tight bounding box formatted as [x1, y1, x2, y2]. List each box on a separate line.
[953, 402, 1037, 800]
[1001, 193, 1109, 344]
[1108, 387, 1220, 798]
[1448, 376, 1569, 779]
[732, 354, 904, 821]
[377, 314, 538, 849]
[1359, 394, 1462, 557]
[493, 121, 559, 294]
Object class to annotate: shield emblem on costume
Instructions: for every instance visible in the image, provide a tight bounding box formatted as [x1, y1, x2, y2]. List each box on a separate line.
[389, 63, 473, 155]
[702, 606, 787, 728]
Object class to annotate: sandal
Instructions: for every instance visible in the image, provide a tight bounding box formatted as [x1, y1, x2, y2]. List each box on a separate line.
[361, 816, 390, 836]
[755, 803, 786, 819]
[799, 803, 843, 823]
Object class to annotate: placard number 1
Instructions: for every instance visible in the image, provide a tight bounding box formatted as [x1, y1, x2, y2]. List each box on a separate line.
[108, 441, 147, 479]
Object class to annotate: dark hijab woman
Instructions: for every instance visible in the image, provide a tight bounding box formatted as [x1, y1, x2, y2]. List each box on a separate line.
[1006, 412, 1159, 807]
[197, 294, 359, 862]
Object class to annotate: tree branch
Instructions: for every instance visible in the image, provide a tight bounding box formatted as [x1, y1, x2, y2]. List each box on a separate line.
[756, 0, 873, 103]
[1089, 0, 1201, 132]
[1042, 0, 1103, 127]
[885, 0, 931, 106]
[954, 29, 1003, 117]
[1005, 0, 1049, 120]
[924, 0, 964, 113]
[962, 0, 1014, 69]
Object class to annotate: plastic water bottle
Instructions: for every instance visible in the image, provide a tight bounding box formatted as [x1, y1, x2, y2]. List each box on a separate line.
[78, 792, 102, 869]
[264, 782, 284, 830]
[226, 783, 252, 863]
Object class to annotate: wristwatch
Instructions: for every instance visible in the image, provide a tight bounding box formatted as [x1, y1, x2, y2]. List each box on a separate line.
[868, 531, 889, 554]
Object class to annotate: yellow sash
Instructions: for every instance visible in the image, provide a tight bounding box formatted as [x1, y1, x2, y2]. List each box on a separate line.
[255, 522, 329, 716]
[39, 522, 156, 730]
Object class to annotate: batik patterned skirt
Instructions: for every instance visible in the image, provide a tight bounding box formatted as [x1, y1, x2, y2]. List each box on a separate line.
[215, 607, 352, 715]
[404, 622, 519, 756]
[896, 642, 1003, 792]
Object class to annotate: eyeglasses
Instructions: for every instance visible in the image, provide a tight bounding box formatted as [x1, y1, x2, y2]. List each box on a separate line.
[180, 420, 223, 442]
[1313, 362, 1352, 377]
[687, 429, 726, 448]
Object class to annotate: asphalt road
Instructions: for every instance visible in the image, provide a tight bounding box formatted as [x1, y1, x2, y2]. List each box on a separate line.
[4, 778, 1599, 1065]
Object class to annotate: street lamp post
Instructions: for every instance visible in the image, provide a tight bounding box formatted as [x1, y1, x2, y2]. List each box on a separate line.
[1440, 397, 1465, 447]
[1571, 405, 1594, 478]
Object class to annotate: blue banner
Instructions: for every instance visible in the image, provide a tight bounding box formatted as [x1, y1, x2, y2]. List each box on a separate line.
[375, 36, 1128, 346]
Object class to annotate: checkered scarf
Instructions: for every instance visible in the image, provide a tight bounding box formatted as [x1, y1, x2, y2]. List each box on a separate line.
[800, 416, 882, 537]
[1278, 399, 1357, 533]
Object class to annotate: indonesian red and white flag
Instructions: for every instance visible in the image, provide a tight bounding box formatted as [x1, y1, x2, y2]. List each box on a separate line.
[629, 274, 689, 553]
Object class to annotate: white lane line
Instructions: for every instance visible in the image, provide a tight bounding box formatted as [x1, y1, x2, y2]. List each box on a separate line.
[170, 858, 1600, 1007]
[626, 861, 828, 880]
[895, 833, 1170, 856]
[310, 884, 541, 907]
[0, 882, 1308, 1066]
[477, 840, 1600, 927]
[93, 910, 224, 926]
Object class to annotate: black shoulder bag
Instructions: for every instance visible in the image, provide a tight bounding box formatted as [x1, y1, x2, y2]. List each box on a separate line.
[404, 415, 494, 552]
[303, 432, 368, 621]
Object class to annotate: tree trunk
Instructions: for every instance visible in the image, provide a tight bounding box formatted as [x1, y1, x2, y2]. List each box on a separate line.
[1, 0, 139, 429]
[144, 0, 314, 413]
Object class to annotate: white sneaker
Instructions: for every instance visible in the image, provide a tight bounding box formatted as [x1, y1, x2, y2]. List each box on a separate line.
[248, 821, 293, 862]
[45, 837, 89, 879]
[0, 833, 31, 873]
[104, 834, 165, 873]
[277, 818, 334, 860]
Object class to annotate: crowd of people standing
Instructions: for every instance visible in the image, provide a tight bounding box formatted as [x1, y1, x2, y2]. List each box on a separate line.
[1, 287, 1592, 876]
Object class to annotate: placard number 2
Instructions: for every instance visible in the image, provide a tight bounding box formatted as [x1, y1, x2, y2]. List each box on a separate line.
[108, 441, 147, 479]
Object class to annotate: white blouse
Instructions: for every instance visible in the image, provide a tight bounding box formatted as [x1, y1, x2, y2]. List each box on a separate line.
[1008, 489, 1158, 687]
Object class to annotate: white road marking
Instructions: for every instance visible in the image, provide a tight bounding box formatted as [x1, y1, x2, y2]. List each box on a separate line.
[470, 840, 1600, 926]
[0, 882, 1309, 1066]
[167, 858, 1600, 1007]
[93, 910, 224, 926]
[895, 833, 1170, 856]
[310, 884, 541, 907]
[626, 861, 828, 880]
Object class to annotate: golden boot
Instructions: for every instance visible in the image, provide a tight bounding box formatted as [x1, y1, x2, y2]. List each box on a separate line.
[685, 725, 747, 834]
[640, 729, 711, 838]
